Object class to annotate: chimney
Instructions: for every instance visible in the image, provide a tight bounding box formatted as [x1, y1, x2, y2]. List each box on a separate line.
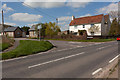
[72, 16, 75, 20]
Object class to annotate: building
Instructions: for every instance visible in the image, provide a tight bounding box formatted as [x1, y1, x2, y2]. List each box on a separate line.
[29, 25, 38, 38]
[69, 14, 111, 37]
[3, 27, 26, 38]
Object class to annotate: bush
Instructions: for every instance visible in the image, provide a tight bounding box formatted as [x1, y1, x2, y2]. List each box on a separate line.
[2, 40, 54, 60]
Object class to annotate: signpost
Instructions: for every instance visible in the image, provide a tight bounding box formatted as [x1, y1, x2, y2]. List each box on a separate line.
[38, 25, 41, 41]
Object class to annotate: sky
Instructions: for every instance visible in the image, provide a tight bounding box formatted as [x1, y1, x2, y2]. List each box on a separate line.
[0, 0, 119, 31]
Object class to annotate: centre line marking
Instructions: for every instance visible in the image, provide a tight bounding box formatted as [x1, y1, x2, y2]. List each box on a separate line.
[28, 52, 85, 69]
[92, 68, 102, 75]
[109, 54, 120, 63]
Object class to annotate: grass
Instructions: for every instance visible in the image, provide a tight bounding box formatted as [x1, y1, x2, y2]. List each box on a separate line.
[1, 40, 54, 60]
[0, 43, 12, 51]
[45, 38, 116, 42]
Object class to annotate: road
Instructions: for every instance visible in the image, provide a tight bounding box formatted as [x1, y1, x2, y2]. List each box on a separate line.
[2, 40, 119, 78]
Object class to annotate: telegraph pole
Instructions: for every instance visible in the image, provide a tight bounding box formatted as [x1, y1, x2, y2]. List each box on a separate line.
[56, 18, 58, 26]
[2, 10, 4, 35]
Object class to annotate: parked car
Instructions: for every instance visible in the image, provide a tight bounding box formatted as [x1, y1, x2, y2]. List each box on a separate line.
[117, 36, 120, 41]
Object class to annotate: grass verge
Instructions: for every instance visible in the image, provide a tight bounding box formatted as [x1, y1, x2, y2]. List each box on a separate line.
[1, 40, 54, 60]
[0, 43, 12, 51]
[45, 38, 116, 42]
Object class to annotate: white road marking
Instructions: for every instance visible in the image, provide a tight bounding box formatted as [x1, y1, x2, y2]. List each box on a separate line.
[97, 45, 111, 50]
[2, 56, 28, 62]
[92, 68, 102, 75]
[28, 52, 85, 69]
[69, 42, 81, 44]
[1, 43, 90, 62]
[95, 43, 101, 45]
[109, 54, 120, 63]
[0, 60, 2, 63]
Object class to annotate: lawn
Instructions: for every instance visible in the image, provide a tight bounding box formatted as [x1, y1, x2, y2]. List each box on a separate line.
[2, 40, 54, 60]
[45, 38, 116, 42]
[0, 43, 12, 51]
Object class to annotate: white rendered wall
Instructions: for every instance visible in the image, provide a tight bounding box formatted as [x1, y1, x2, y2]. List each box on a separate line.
[69, 23, 101, 36]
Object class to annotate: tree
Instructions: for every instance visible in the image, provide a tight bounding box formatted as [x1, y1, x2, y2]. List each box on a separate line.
[34, 22, 61, 38]
[109, 18, 120, 36]
[40, 23, 47, 37]
[109, 11, 118, 20]
[21, 26, 30, 35]
[45, 22, 61, 37]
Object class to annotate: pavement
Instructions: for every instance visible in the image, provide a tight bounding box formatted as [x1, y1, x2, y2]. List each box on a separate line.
[1, 38, 119, 78]
[2, 39, 19, 53]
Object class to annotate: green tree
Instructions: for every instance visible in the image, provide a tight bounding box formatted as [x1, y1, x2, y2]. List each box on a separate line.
[21, 26, 30, 35]
[34, 23, 47, 39]
[40, 23, 47, 37]
[109, 18, 120, 36]
[45, 22, 61, 37]
[34, 22, 61, 38]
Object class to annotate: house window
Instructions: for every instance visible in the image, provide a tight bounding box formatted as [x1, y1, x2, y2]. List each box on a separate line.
[91, 32, 94, 35]
[91, 24, 94, 27]
[83, 25, 85, 28]
[74, 25, 77, 29]
[34, 31, 36, 35]
[17, 32, 20, 35]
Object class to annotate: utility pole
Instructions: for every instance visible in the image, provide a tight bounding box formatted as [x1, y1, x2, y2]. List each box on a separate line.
[39, 27, 40, 41]
[56, 18, 58, 26]
[2, 10, 4, 35]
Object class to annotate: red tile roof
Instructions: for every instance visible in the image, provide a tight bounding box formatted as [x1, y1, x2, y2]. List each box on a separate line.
[69, 14, 104, 26]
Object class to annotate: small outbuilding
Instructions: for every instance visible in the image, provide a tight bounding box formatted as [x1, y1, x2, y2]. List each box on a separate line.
[3, 27, 26, 38]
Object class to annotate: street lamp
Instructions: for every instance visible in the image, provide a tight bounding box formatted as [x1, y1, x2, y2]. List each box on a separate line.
[38, 25, 41, 41]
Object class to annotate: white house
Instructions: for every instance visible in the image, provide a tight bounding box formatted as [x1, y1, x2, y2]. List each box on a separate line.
[69, 14, 111, 37]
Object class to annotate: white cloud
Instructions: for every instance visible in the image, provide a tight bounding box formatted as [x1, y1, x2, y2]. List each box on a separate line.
[23, 0, 66, 8]
[58, 16, 72, 21]
[79, 14, 91, 17]
[97, 3, 118, 14]
[58, 16, 72, 31]
[58, 22, 66, 25]
[2, 4, 14, 13]
[9, 13, 43, 22]
[66, 2, 89, 8]
[27, 23, 38, 27]
[23, 0, 92, 8]
[5, 22, 16, 26]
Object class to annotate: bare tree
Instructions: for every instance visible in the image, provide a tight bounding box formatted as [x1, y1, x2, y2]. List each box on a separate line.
[109, 11, 118, 20]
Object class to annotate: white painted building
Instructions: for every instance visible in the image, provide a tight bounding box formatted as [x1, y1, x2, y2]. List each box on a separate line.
[69, 14, 111, 36]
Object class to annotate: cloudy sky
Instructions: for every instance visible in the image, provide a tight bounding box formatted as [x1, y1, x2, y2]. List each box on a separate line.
[0, 0, 119, 31]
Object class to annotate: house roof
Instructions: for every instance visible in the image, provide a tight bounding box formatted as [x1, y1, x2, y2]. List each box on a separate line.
[0, 24, 12, 32]
[69, 14, 104, 26]
[4, 27, 18, 32]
